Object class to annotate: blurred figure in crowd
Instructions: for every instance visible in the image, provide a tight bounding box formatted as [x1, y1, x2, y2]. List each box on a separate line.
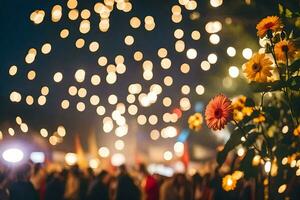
[192, 173, 203, 200]
[31, 163, 47, 200]
[64, 166, 81, 200]
[0, 169, 9, 200]
[9, 163, 39, 200]
[86, 170, 110, 200]
[45, 169, 67, 200]
[115, 164, 141, 200]
[138, 163, 159, 200]
[160, 173, 191, 200]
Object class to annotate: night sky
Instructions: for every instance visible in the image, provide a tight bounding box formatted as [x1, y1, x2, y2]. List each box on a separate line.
[0, 0, 294, 161]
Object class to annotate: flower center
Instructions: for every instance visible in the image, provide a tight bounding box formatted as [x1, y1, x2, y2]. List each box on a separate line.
[264, 22, 274, 29]
[252, 63, 261, 73]
[281, 45, 289, 53]
[214, 108, 223, 119]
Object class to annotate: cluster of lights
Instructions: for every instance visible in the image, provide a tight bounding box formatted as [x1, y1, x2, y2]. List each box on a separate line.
[2, 148, 46, 164]
[3, 0, 259, 161]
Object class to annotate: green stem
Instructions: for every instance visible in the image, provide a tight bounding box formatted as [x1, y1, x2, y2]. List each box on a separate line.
[269, 39, 282, 80]
[284, 52, 299, 126]
[232, 119, 265, 160]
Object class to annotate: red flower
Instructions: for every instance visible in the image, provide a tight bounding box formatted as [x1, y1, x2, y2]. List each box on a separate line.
[205, 94, 233, 131]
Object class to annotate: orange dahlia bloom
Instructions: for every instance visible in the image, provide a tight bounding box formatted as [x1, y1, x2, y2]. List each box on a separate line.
[256, 16, 282, 38]
[244, 53, 273, 82]
[205, 94, 233, 131]
[222, 175, 237, 192]
[274, 39, 297, 62]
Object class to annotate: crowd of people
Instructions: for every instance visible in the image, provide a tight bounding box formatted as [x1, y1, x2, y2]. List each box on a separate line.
[0, 161, 298, 200]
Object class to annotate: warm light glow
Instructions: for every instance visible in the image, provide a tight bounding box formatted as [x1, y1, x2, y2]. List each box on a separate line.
[74, 69, 86, 83]
[89, 158, 100, 169]
[227, 47, 236, 57]
[191, 30, 201, 40]
[210, 0, 223, 7]
[53, 72, 63, 83]
[174, 142, 184, 156]
[2, 148, 24, 163]
[114, 140, 125, 150]
[111, 153, 126, 166]
[9, 65, 18, 76]
[163, 151, 173, 161]
[186, 48, 197, 59]
[209, 34, 220, 44]
[65, 153, 78, 166]
[278, 184, 287, 194]
[30, 152, 45, 163]
[242, 48, 253, 60]
[264, 160, 271, 173]
[228, 66, 240, 78]
[98, 147, 110, 158]
[201, 61, 211, 71]
[207, 53, 218, 64]
[40, 128, 48, 137]
[195, 85, 205, 95]
[150, 129, 160, 140]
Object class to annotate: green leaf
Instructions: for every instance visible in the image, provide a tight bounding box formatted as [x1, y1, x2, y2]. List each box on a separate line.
[274, 144, 290, 160]
[287, 76, 300, 90]
[243, 124, 256, 133]
[245, 97, 255, 107]
[239, 149, 256, 179]
[261, 141, 268, 158]
[263, 106, 280, 121]
[249, 80, 286, 93]
[244, 132, 259, 147]
[285, 8, 293, 18]
[278, 4, 284, 15]
[217, 130, 243, 165]
[289, 59, 300, 74]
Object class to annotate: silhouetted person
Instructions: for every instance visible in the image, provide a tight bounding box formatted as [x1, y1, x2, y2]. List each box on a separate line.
[9, 163, 39, 200]
[116, 164, 141, 200]
[45, 170, 67, 200]
[0, 169, 9, 200]
[86, 170, 110, 200]
[64, 166, 81, 200]
[192, 173, 203, 200]
[139, 163, 159, 200]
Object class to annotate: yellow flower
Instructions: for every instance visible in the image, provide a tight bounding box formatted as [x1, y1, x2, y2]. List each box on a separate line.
[222, 175, 237, 191]
[232, 171, 244, 180]
[232, 96, 253, 122]
[274, 40, 297, 62]
[256, 16, 282, 38]
[293, 125, 300, 136]
[253, 114, 266, 124]
[244, 53, 273, 83]
[242, 107, 253, 116]
[188, 113, 203, 131]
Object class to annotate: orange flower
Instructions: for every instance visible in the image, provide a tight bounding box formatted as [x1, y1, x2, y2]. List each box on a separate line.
[244, 53, 273, 82]
[253, 113, 266, 124]
[293, 125, 300, 136]
[222, 175, 237, 191]
[256, 16, 282, 38]
[205, 94, 233, 131]
[274, 40, 297, 62]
